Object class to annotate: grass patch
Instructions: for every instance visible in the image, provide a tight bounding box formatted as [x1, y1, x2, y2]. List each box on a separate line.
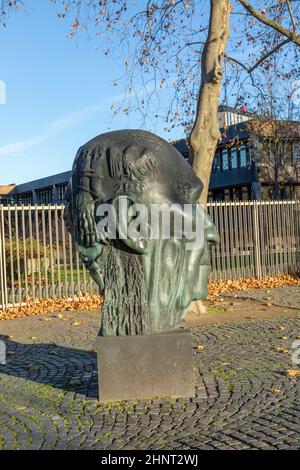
[212, 367, 235, 393]
[206, 305, 225, 314]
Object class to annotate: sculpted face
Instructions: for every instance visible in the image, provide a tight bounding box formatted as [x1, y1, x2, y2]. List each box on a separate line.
[65, 130, 219, 336]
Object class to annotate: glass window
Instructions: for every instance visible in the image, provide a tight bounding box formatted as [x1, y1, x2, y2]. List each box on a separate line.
[292, 142, 300, 163]
[224, 188, 231, 201]
[231, 147, 238, 169]
[214, 189, 223, 201]
[57, 183, 68, 201]
[17, 192, 33, 205]
[240, 145, 247, 167]
[213, 149, 221, 172]
[242, 186, 250, 201]
[222, 148, 229, 170]
[232, 187, 241, 200]
[247, 144, 253, 166]
[37, 187, 53, 204]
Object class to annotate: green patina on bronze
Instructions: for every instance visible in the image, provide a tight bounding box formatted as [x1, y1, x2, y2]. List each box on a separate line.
[65, 130, 219, 336]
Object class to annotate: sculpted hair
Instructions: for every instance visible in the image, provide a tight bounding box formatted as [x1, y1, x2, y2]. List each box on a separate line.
[107, 145, 158, 181]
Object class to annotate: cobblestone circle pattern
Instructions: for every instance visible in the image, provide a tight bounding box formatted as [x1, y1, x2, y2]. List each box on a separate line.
[0, 305, 299, 450]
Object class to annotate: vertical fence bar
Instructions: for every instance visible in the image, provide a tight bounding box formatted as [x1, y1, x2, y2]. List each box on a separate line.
[54, 205, 62, 298]
[75, 249, 81, 296]
[21, 205, 29, 303]
[0, 206, 8, 308]
[61, 206, 68, 298]
[242, 202, 248, 278]
[48, 206, 55, 297]
[258, 202, 266, 277]
[7, 207, 15, 306]
[35, 205, 42, 298]
[0, 206, 7, 310]
[297, 201, 300, 271]
[28, 207, 35, 300]
[0, 222, 4, 310]
[218, 202, 225, 279]
[213, 203, 221, 280]
[285, 202, 293, 273]
[252, 201, 262, 279]
[14, 206, 22, 304]
[289, 201, 297, 273]
[68, 232, 75, 298]
[265, 202, 271, 276]
[41, 205, 49, 299]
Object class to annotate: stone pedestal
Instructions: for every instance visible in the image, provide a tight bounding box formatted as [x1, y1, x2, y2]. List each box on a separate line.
[96, 328, 195, 402]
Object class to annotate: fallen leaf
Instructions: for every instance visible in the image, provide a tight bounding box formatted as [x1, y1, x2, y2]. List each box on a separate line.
[1, 273, 300, 322]
[276, 347, 289, 354]
[73, 320, 82, 326]
[271, 387, 281, 393]
[207, 274, 300, 302]
[194, 345, 205, 351]
[287, 369, 300, 377]
[0, 294, 103, 321]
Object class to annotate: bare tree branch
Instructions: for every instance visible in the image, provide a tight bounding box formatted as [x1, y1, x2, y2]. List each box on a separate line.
[238, 0, 300, 46]
[225, 38, 291, 73]
[287, 0, 297, 33]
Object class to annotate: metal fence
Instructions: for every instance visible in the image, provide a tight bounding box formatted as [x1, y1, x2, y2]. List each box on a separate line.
[0, 201, 299, 310]
[207, 200, 300, 281]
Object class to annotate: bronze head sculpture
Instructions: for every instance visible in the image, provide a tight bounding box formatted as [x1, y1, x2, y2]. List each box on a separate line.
[65, 130, 219, 336]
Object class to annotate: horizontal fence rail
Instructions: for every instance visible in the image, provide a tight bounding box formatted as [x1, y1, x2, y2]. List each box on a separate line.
[0, 201, 299, 309]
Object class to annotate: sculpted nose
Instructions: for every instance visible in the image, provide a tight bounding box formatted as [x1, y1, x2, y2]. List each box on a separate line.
[207, 224, 220, 245]
[203, 210, 220, 245]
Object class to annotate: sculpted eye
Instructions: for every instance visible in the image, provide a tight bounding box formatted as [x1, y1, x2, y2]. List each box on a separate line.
[177, 178, 201, 201]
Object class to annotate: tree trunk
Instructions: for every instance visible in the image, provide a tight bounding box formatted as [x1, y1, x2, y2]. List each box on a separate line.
[189, 0, 231, 206]
[187, 0, 230, 317]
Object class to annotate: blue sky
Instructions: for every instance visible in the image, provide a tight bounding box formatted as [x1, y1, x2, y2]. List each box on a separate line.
[1, 1, 297, 185]
[0, 0, 177, 184]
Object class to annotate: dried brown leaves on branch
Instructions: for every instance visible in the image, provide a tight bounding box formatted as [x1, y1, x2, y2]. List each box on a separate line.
[0, 0, 23, 26]
[3, 1, 300, 206]
[48, 0, 300, 132]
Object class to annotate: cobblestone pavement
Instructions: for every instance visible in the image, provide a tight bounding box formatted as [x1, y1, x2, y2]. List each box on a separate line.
[0, 308, 299, 450]
[226, 285, 300, 310]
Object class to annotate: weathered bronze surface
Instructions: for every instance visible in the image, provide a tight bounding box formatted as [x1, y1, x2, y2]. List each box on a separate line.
[65, 130, 219, 336]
